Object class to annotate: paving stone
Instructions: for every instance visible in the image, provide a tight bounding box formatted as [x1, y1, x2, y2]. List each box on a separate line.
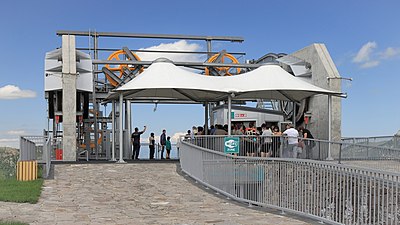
[0, 163, 312, 224]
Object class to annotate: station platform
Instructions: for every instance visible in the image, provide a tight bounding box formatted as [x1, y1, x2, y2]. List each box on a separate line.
[0, 163, 316, 224]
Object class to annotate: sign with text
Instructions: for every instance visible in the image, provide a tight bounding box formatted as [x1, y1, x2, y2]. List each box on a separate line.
[224, 137, 239, 154]
[234, 113, 247, 118]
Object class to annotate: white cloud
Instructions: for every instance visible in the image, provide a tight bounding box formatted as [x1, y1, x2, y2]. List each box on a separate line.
[171, 132, 186, 143]
[136, 40, 203, 62]
[6, 130, 26, 135]
[360, 60, 380, 68]
[0, 138, 19, 148]
[380, 47, 400, 59]
[353, 41, 377, 63]
[0, 85, 36, 100]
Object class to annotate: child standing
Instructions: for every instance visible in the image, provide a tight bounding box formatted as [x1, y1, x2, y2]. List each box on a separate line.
[166, 136, 172, 159]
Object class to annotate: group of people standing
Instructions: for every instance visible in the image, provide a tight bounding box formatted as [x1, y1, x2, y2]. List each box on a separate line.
[186, 122, 314, 159]
[131, 126, 172, 160]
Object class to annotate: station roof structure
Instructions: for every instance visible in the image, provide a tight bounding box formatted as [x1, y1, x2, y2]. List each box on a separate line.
[108, 58, 342, 103]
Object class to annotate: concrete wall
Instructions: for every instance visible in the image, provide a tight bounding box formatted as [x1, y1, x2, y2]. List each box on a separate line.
[291, 44, 342, 142]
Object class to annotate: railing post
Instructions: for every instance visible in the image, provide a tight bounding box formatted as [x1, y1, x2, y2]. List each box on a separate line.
[318, 141, 321, 160]
[338, 143, 342, 164]
[279, 136, 283, 158]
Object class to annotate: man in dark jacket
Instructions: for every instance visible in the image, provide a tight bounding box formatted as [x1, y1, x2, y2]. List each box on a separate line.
[131, 126, 146, 159]
[160, 129, 167, 159]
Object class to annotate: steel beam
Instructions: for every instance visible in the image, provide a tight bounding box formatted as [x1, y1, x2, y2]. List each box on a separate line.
[102, 67, 123, 85]
[57, 30, 244, 42]
[92, 59, 263, 68]
[76, 47, 246, 55]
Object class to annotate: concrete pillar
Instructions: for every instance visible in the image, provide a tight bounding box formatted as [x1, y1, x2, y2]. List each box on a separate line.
[62, 35, 77, 161]
[291, 44, 342, 142]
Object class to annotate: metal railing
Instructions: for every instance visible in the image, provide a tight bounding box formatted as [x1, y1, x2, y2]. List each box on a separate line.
[185, 135, 283, 158]
[19, 136, 52, 178]
[180, 140, 400, 225]
[185, 135, 400, 173]
[19, 136, 39, 161]
[342, 136, 400, 149]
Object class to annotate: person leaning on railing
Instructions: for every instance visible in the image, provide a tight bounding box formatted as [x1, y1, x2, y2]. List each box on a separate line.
[298, 126, 315, 159]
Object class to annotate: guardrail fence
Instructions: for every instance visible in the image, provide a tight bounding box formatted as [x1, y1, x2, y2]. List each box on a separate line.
[342, 136, 400, 149]
[185, 135, 400, 173]
[19, 136, 52, 178]
[180, 140, 400, 225]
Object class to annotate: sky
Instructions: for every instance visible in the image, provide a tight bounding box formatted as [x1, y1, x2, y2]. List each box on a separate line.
[0, 0, 400, 147]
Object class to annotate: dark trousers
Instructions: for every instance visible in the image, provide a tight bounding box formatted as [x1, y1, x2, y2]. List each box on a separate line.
[149, 145, 155, 159]
[160, 145, 165, 159]
[133, 144, 140, 159]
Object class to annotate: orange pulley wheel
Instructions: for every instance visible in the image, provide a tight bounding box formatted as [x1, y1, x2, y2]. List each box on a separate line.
[105, 50, 143, 87]
[205, 53, 241, 76]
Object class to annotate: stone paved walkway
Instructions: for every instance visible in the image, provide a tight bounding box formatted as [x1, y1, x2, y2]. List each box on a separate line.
[0, 163, 312, 224]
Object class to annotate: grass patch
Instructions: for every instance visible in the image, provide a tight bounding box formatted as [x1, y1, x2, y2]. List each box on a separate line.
[0, 221, 28, 225]
[0, 179, 43, 204]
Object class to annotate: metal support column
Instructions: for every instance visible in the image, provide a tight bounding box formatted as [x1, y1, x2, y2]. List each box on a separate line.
[206, 40, 214, 127]
[228, 95, 232, 136]
[117, 93, 125, 163]
[327, 95, 333, 160]
[125, 100, 132, 159]
[204, 102, 208, 135]
[111, 100, 116, 161]
[206, 40, 212, 58]
[93, 33, 99, 159]
[292, 102, 296, 128]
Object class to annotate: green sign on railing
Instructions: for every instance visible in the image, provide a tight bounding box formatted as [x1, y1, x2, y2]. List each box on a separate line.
[224, 137, 239, 154]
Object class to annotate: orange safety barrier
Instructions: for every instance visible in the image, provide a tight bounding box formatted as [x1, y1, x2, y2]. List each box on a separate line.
[16, 160, 38, 181]
[55, 149, 63, 160]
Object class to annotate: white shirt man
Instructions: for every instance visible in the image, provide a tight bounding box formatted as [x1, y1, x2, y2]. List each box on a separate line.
[283, 125, 299, 158]
[283, 127, 299, 145]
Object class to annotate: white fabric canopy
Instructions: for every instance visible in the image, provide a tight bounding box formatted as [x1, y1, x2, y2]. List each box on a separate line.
[115, 59, 228, 102]
[223, 65, 340, 101]
[115, 59, 341, 102]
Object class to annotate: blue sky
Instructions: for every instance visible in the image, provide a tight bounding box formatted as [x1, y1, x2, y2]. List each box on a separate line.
[0, 0, 399, 147]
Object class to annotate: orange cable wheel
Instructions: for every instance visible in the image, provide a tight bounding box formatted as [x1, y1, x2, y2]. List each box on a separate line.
[105, 50, 143, 87]
[205, 53, 241, 76]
